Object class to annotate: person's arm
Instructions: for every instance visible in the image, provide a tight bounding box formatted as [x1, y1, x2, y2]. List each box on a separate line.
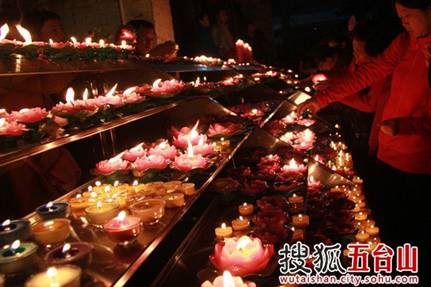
[315, 33, 408, 107]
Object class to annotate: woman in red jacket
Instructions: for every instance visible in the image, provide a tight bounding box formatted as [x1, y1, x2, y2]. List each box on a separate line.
[299, 0, 431, 282]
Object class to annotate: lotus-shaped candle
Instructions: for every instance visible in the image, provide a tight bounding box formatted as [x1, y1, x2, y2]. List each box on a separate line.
[95, 153, 129, 175]
[122, 143, 146, 162]
[293, 129, 316, 151]
[0, 118, 28, 136]
[52, 88, 98, 117]
[133, 155, 169, 173]
[95, 84, 123, 107]
[172, 139, 208, 172]
[281, 158, 307, 175]
[148, 141, 177, 160]
[121, 86, 143, 104]
[192, 137, 215, 156]
[8, 108, 48, 124]
[281, 111, 298, 125]
[210, 236, 274, 276]
[201, 271, 256, 287]
[150, 79, 187, 97]
[244, 108, 263, 119]
[308, 175, 322, 191]
[173, 120, 207, 148]
[207, 122, 241, 138]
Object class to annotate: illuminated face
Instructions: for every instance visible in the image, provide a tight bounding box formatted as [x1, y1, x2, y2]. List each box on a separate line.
[352, 38, 371, 65]
[396, 3, 431, 38]
[40, 19, 65, 42]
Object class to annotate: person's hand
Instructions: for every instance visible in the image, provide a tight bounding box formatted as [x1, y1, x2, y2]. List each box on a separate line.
[380, 119, 399, 136]
[297, 99, 321, 115]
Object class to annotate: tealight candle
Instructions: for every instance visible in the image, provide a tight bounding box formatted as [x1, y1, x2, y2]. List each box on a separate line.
[163, 181, 183, 193]
[231, 216, 250, 231]
[69, 195, 92, 215]
[288, 194, 304, 204]
[0, 240, 38, 274]
[130, 199, 166, 225]
[238, 203, 254, 216]
[45, 242, 93, 268]
[179, 183, 196, 196]
[103, 211, 141, 244]
[292, 214, 309, 228]
[32, 219, 71, 245]
[25, 265, 81, 287]
[162, 193, 185, 208]
[365, 225, 380, 237]
[215, 223, 233, 239]
[85, 202, 119, 226]
[355, 211, 368, 221]
[0, 219, 31, 245]
[364, 219, 376, 228]
[355, 230, 370, 243]
[36, 202, 70, 220]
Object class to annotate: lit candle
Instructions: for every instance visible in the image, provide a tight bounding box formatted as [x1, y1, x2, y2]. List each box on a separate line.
[238, 203, 254, 216]
[355, 230, 370, 243]
[215, 223, 233, 239]
[201, 270, 256, 287]
[0, 240, 38, 274]
[36, 202, 70, 220]
[172, 139, 208, 172]
[32, 219, 71, 245]
[162, 193, 185, 208]
[355, 211, 368, 221]
[0, 219, 31, 246]
[365, 225, 379, 237]
[231, 216, 250, 231]
[179, 182, 196, 196]
[25, 265, 81, 287]
[85, 202, 119, 226]
[103, 211, 141, 244]
[281, 159, 307, 175]
[291, 227, 304, 242]
[45, 242, 93, 268]
[288, 193, 304, 204]
[292, 214, 309, 228]
[130, 199, 166, 225]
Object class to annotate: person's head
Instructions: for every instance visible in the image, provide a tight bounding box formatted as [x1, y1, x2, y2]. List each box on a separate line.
[216, 9, 229, 25]
[125, 20, 156, 54]
[22, 11, 64, 42]
[197, 13, 210, 28]
[395, 0, 431, 37]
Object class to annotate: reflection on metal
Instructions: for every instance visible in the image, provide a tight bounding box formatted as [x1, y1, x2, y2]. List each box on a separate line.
[289, 90, 312, 105]
[308, 159, 352, 188]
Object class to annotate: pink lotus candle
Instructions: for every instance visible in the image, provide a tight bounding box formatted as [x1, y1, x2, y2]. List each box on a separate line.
[201, 271, 256, 287]
[133, 154, 169, 173]
[96, 84, 124, 107]
[308, 175, 322, 191]
[0, 118, 28, 136]
[172, 139, 208, 172]
[7, 108, 48, 124]
[53, 88, 98, 113]
[95, 153, 129, 175]
[122, 143, 146, 162]
[210, 236, 274, 276]
[103, 211, 141, 243]
[293, 129, 316, 151]
[207, 123, 240, 138]
[148, 141, 178, 160]
[281, 111, 298, 125]
[173, 121, 207, 148]
[150, 79, 186, 96]
[192, 137, 215, 156]
[281, 158, 307, 175]
[121, 86, 143, 104]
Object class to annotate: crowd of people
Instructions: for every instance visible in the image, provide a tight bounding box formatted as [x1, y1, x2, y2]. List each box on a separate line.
[299, 0, 431, 284]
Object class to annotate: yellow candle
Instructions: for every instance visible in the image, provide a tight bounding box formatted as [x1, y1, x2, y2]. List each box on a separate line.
[355, 211, 368, 221]
[215, 223, 233, 239]
[355, 230, 370, 243]
[162, 193, 185, 208]
[365, 225, 380, 236]
[180, 183, 196, 196]
[85, 202, 119, 226]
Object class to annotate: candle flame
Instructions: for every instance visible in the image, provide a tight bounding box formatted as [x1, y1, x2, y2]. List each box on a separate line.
[95, 181, 101, 186]
[221, 223, 226, 229]
[85, 37, 92, 46]
[65, 87, 75, 103]
[76, 194, 82, 199]
[187, 138, 194, 157]
[11, 240, 20, 250]
[16, 25, 32, 44]
[105, 83, 118, 97]
[104, 185, 111, 193]
[82, 88, 89, 101]
[152, 78, 162, 88]
[117, 211, 127, 221]
[46, 267, 57, 279]
[222, 271, 235, 287]
[96, 201, 103, 208]
[239, 216, 244, 220]
[190, 120, 200, 136]
[46, 202, 53, 208]
[235, 39, 244, 45]
[0, 23, 9, 41]
[70, 36, 77, 44]
[49, 38, 53, 45]
[99, 39, 105, 47]
[236, 236, 251, 250]
[2, 219, 10, 226]
[62, 243, 71, 254]
[113, 180, 119, 187]
[309, 176, 315, 183]
[0, 118, 5, 127]
[123, 86, 136, 96]
[120, 40, 127, 48]
[132, 180, 138, 186]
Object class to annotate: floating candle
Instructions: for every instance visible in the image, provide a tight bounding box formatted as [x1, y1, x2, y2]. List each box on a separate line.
[36, 202, 70, 220]
[231, 216, 250, 231]
[130, 199, 166, 225]
[25, 265, 81, 287]
[45, 242, 93, 268]
[238, 203, 254, 216]
[0, 240, 38, 274]
[32, 219, 71, 245]
[210, 236, 274, 276]
[103, 211, 141, 243]
[215, 223, 233, 239]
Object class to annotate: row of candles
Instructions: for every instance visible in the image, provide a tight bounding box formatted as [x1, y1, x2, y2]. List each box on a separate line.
[0, 23, 133, 50]
[0, 177, 198, 286]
